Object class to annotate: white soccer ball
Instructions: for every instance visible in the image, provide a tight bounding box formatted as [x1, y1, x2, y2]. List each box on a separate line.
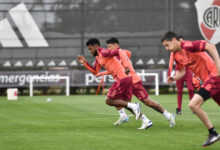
[47, 98, 52, 102]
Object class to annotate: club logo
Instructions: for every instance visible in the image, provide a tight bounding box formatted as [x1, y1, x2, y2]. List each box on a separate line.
[195, 0, 220, 45]
[203, 6, 220, 29]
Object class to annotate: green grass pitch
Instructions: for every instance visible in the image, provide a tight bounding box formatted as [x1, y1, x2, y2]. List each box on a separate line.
[0, 94, 219, 150]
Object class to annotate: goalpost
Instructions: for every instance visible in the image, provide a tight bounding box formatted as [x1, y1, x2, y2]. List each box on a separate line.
[29, 76, 70, 97]
[96, 72, 159, 96]
[137, 72, 159, 96]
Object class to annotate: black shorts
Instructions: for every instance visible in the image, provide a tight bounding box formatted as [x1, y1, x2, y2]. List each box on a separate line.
[197, 88, 211, 101]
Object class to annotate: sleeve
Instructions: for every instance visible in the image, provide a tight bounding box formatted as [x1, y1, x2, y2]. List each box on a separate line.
[124, 50, 131, 59]
[100, 49, 119, 57]
[168, 52, 174, 76]
[181, 40, 206, 52]
[96, 71, 110, 77]
[83, 59, 101, 75]
[119, 50, 130, 68]
[175, 60, 185, 70]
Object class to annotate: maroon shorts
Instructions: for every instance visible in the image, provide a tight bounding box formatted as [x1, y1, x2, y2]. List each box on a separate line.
[132, 80, 149, 101]
[202, 76, 220, 106]
[107, 76, 132, 100]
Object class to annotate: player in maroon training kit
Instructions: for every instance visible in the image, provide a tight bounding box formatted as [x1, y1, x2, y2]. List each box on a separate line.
[77, 38, 143, 125]
[98, 37, 176, 129]
[168, 36, 195, 114]
[162, 31, 220, 147]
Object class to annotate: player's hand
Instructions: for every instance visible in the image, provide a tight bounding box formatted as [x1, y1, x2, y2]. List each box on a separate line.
[77, 55, 86, 64]
[216, 62, 220, 76]
[167, 76, 175, 84]
[125, 67, 130, 75]
[218, 67, 220, 76]
[96, 73, 102, 77]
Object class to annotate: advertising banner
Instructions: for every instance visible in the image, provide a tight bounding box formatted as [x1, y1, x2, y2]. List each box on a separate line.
[0, 69, 171, 88]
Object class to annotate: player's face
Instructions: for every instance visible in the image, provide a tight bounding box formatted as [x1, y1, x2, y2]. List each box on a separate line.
[107, 43, 118, 50]
[179, 38, 183, 41]
[88, 45, 98, 56]
[162, 39, 178, 52]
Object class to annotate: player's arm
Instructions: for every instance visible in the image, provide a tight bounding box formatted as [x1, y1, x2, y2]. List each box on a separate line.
[205, 43, 220, 76]
[119, 50, 130, 74]
[121, 49, 132, 74]
[184, 40, 220, 75]
[167, 67, 185, 83]
[77, 55, 101, 75]
[100, 49, 119, 57]
[124, 50, 131, 59]
[168, 52, 174, 76]
[101, 48, 132, 59]
[96, 71, 110, 77]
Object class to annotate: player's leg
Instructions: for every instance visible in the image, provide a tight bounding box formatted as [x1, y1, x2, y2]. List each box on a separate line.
[105, 81, 130, 107]
[119, 79, 152, 126]
[132, 81, 175, 127]
[143, 96, 176, 128]
[106, 98, 141, 120]
[108, 80, 130, 125]
[122, 102, 152, 129]
[106, 76, 141, 120]
[138, 113, 153, 130]
[185, 72, 194, 100]
[142, 97, 164, 113]
[188, 94, 212, 128]
[113, 107, 129, 126]
[132, 81, 163, 113]
[189, 90, 220, 147]
[176, 77, 184, 114]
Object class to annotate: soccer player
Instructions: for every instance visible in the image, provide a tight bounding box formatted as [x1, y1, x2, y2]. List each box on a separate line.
[168, 36, 195, 115]
[161, 31, 220, 147]
[96, 37, 176, 129]
[77, 38, 144, 126]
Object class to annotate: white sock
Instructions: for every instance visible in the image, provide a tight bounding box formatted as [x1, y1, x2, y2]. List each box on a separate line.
[127, 102, 136, 110]
[163, 110, 172, 120]
[118, 108, 127, 118]
[140, 114, 151, 123]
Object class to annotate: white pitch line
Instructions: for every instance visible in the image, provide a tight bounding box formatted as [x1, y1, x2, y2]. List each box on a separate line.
[0, 111, 219, 126]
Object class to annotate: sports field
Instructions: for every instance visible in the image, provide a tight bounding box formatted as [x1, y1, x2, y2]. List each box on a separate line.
[0, 94, 219, 150]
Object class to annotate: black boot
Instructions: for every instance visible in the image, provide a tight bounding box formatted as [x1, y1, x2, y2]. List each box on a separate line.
[176, 108, 182, 115]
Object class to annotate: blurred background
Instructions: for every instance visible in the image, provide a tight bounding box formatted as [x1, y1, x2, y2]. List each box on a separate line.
[0, 0, 219, 95]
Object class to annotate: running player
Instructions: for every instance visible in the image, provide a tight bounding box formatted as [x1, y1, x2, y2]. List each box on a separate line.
[168, 36, 195, 115]
[97, 37, 176, 129]
[77, 38, 145, 127]
[161, 31, 220, 147]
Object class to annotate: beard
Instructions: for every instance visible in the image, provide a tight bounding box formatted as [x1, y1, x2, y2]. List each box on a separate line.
[93, 50, 98, 56]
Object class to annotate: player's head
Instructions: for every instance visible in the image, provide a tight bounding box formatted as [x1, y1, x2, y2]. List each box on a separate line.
[86, 38, 100, 56]
[161, 31, 181, 52]
[106, 37, 120, 50]
[178, 35, 184, 41]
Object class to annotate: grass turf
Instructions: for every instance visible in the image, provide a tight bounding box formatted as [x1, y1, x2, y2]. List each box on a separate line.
[0, 94, 219, 150]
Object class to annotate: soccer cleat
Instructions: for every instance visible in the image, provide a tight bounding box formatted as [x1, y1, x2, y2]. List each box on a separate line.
[176, 108, 182, 115]
[134, 103, 141, 120]
[202, 134, 220, 147]
[169, 114, 176, 127]
[113, 116, 129, 126]
[138, 121, 153, 130]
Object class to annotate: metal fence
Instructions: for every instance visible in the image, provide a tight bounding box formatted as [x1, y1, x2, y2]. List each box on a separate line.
[0, 0, 219, 70]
